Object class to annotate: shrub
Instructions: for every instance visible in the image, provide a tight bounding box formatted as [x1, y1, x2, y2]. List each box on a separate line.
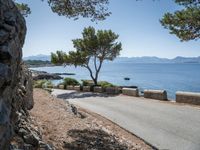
[63, 78, 80, 88]
[34, 80, 53, 88]
[98, 81, 114, 88]
[34, 80, 46, 88]
[81, 80, 114, 88]
[43, 80, 54, 88]
[81, 80, 95, 86]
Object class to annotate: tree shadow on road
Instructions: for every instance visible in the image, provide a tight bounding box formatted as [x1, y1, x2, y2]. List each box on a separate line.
[63, 129, 128, 150]
[56, 91, 116, 99]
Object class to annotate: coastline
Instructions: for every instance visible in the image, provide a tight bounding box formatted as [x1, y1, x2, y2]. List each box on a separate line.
[29, 63, 200, 100]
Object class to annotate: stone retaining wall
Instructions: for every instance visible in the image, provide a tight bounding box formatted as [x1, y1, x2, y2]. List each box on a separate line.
[58, 85, 64, 89]
[55, 84, 200, 106]
[144, 90, 168, 101]
[94, 86, 103, 93]
[74, 86, 81, 91]
[82, 86, 91, 92]
[106, 87, 121, 95]
[122, 88, 139, 97]
[176, 91, 200, 105]
[67, 85, 74, 90]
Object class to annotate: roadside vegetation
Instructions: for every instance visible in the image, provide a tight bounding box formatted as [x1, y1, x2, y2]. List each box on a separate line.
[60, 78, 80, 89]
[82, 80, 114, 87]
[34, 80, 54, 88]
[34, 77, 115, 90]
[98, 81, 114, 88]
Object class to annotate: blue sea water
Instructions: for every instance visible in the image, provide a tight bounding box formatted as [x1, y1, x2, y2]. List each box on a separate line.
[31, 63, 200, 100]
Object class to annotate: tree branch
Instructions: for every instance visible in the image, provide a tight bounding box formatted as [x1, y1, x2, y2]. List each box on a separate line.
[85, 65, 95, 82]
[94, 59, 103, 84]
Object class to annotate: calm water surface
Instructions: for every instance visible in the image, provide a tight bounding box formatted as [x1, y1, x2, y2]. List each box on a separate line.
[31, 63, 200, 99]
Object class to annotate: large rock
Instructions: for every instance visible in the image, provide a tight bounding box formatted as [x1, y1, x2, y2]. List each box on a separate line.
[19, 65, 34, 110]
[0, 0, 27, 149]
[0, 1, 50, 149]
[31, 70, 63, 80]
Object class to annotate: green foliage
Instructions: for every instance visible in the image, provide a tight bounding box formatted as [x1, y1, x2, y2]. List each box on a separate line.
[15, 2, 31, 17]
[34, 80, 46, 88]
[46, 0, 111, 21]
[72, 26, 122, 61]
[82, 80, 95, 86]
[51, 51, 68, 65]
[62, 78, 80, 88]
[15, 0, 110, 21]
[34, 80, 53, 88]
[51, 26, 122, 85]
[175, 0, 200, 6]
[81, 80, 114, 88]
[160, 0, 200, 41]
[43, 80, 54, 88]
[98, 81, 114, 88]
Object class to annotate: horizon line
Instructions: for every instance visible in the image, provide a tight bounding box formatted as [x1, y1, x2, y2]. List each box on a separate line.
[23, 54, 200, 60]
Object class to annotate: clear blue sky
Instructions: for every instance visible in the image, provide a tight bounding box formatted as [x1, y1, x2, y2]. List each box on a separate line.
[17, 0, 199, 58]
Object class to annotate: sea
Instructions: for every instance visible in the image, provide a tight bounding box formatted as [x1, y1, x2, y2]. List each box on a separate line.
[31, 63, 200, 100]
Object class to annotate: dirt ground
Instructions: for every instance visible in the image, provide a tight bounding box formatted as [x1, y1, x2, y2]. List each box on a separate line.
[30, 89, 153, 150]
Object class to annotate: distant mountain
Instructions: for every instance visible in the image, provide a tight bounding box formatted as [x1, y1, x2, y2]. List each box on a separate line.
[113, 56, 170, 63]
[23, 54, 200, 64]
[172, 56, 200, 63]
[23, 54, 51, 61]
[114, 56, 200, 63]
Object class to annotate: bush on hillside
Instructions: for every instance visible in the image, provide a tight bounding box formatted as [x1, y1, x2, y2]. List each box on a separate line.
[81, 80, 114, 88]
[62, 78, 80, 88]
[43, 80, 54, 88]
[98, 81, 114, 88]
[34, 80, 53, 88]
[81, 80, 95, 86]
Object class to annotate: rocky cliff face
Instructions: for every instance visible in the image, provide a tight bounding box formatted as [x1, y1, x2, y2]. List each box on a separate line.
[0, 0, 35, 149]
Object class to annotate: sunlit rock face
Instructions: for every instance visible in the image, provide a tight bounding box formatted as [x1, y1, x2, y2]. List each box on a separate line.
[0, 0, 34, 149]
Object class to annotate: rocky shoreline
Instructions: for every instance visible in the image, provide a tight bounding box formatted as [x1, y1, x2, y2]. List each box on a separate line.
[31, 70, 75, 80]
[31, 70, 63, 80]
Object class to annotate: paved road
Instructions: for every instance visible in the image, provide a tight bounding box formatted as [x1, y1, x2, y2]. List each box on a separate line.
[52, 89, 200, 150]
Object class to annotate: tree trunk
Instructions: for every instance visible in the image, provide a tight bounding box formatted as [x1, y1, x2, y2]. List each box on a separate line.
[93, 78, 98, 86]
[85, 65, 97, 85]
[94, 60, 103, 86]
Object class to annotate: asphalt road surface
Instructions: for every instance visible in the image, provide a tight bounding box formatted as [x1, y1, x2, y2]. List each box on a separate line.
[52, 89, 200, 150]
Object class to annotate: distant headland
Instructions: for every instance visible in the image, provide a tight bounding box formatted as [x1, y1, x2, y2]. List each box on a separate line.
[23, 54, 200, 64]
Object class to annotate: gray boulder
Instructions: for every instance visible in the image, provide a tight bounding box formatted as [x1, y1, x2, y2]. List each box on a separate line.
[31, 70, 63, 80]
[0, 0, 27, 148]
[0, 1, 50, 149]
